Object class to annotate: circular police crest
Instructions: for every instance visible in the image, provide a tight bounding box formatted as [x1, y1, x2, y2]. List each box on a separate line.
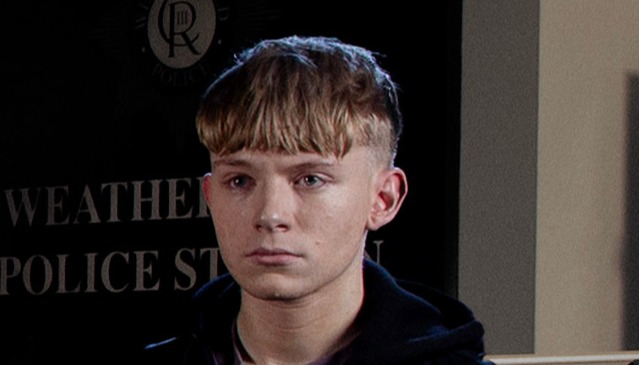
[134, 0, 230, 89]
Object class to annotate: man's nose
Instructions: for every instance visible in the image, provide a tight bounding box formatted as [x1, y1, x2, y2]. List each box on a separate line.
[254, 180, 293, 232]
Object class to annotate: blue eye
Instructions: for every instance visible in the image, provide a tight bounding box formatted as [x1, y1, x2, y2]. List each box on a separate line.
[228, 175, 252, 189]
[298, 175, 325, 187]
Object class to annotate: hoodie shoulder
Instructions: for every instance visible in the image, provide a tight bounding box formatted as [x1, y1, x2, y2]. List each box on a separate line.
[128, 274, 240, 365]
[396, 278, 479, 331]
[348, 260, 490, 365]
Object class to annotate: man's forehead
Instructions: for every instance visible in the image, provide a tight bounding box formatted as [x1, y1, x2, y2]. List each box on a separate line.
[209, 146, 379, 170]
[211, 150, 340, 168]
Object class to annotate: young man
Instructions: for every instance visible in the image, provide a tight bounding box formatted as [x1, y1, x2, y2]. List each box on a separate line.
[136, 36, 492, 365]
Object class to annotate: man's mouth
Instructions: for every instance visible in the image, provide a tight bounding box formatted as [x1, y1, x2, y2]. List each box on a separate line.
[246, 248, 302, 266]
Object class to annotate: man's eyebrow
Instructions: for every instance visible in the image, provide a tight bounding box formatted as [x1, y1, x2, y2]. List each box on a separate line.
[290, 160, 339, 171]
[212, 157, 251, 168]
[212, 157, 339, 170]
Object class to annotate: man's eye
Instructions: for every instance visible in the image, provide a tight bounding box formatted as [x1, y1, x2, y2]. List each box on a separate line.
[298, 175, 325, 187]
[228, 175, 251, 189]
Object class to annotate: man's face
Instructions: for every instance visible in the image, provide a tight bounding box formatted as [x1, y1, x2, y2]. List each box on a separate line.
[203, 147, 383, 301]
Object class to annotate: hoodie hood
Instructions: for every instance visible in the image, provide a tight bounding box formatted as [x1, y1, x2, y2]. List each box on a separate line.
[348, 260, 487, 364]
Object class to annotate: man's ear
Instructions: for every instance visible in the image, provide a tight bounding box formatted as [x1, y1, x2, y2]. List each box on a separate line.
[202, 172, 214, 208]
[367, 167, 408, 231]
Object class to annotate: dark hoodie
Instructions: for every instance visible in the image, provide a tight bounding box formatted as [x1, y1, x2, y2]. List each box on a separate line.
[133, 260, 493, 365]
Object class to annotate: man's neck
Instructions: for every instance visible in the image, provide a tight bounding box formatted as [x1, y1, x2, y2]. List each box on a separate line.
[235, 266, 364, 365]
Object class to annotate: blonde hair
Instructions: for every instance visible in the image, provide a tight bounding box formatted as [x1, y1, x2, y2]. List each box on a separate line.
[196, 36, 403, 165]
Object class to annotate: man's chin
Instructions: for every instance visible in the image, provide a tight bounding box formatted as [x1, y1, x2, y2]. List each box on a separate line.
[243, 286, 309, 302]
[239, 274, 311, 301]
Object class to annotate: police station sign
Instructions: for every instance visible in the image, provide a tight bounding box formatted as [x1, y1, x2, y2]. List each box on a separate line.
[0, 177, 221, 296]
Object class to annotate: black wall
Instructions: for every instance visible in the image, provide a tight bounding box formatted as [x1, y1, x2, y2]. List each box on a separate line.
[0, 1, 462, 364]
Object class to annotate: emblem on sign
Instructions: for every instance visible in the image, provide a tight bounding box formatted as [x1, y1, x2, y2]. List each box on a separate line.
[135, 0, 230, 88]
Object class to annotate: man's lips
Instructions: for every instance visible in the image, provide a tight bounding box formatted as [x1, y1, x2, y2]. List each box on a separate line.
[246, 248, 302, 265]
